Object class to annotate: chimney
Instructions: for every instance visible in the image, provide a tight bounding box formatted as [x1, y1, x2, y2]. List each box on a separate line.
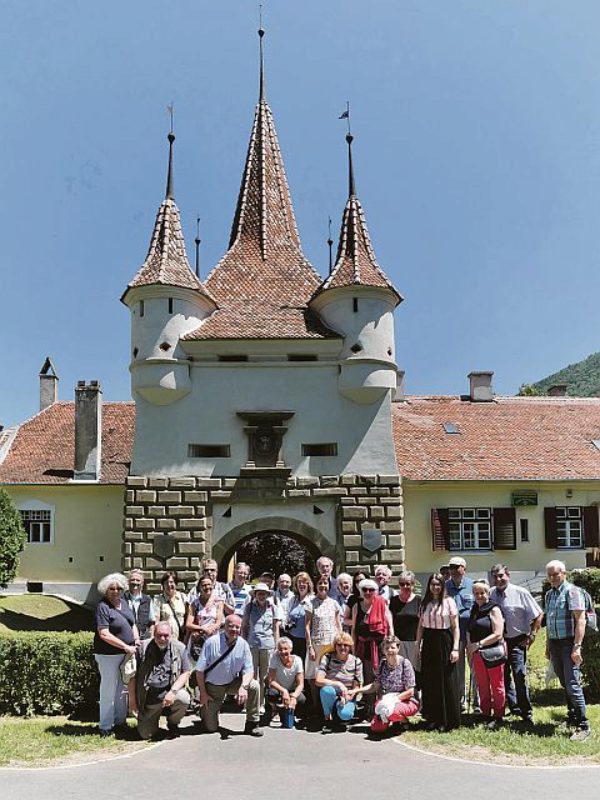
[468, 371, 494, 402]
[74, 380, 102, 481]
[394, 369, 406, 401]
[548, 384, 568, 397]
[39, 357, 59, 411]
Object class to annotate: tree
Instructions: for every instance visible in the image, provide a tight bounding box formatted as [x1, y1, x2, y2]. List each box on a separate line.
[0, 489, 27, 589]
[517, 383, 540, 396]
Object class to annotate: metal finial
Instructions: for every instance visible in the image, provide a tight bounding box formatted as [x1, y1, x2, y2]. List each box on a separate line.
[258, 9, 266, 102]
[194, 216, 201, 278]
[327, 216, 334, 274]
[166, 131, 175, 200]
[346, 131, 356, 198]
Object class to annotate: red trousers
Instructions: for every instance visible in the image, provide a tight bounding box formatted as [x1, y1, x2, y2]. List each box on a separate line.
[370, 698, 419, 733]
[472, 651, 506, 719]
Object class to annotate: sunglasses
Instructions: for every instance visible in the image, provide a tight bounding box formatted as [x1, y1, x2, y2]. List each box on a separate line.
[362, 588, 375, 593]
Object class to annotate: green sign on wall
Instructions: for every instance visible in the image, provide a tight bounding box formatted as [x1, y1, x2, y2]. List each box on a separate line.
[512, 491, 538, 507]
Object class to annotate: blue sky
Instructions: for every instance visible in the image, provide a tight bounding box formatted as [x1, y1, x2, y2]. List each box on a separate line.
[2, 1, 600, 426]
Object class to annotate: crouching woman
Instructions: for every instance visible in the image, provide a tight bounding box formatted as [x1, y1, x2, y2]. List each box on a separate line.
[315, 632, 363, 731]
[362, 636, 419, 735]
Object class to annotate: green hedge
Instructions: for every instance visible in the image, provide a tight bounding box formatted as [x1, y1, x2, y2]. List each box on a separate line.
[0, 631, 98, 716]
[569, 568, 600, 699]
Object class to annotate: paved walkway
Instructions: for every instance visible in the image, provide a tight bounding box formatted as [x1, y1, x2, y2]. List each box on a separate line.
[3, 714, 599, 799]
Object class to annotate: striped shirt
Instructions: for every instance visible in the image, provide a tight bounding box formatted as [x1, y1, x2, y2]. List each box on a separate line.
[545, 580, 584, 640]
[420, 597, 458, 630]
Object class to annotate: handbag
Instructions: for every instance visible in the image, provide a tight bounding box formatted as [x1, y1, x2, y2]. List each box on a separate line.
[120, 653, 137, 683]
[478, 640, 507, 669]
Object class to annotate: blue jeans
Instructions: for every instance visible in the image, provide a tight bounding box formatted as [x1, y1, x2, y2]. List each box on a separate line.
[320, 685, 356, 722]
[548, 638, 589, 729]
[94, 654, 128, 732]
[504, 636, 532, 719]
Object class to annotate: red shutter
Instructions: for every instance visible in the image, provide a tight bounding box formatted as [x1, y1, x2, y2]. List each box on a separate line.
[431, 508, 450, 551]
[493, 508, 516, 550]
[544, 507, 558, 549]
[584, 506, 600, 548]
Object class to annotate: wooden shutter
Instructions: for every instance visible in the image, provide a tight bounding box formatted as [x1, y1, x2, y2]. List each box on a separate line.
[493, 507, 516, 550]
[544, 507, 558, 549]
[584, 506, 600, 547]
[431, 508, 450, 551]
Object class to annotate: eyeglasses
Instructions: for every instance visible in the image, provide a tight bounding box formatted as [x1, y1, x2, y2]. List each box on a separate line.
[108, 586, 121, 591]
[362, 588, 375, 593]
[398, 582, 412, 587]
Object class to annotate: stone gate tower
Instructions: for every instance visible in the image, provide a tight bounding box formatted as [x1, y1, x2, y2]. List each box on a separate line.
[121, 30, 404, 590]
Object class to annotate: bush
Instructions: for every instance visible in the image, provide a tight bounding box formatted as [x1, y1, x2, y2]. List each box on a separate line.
[569, 568, 600, 699]
[0, 631, 98, 716]
[0, 489, 27, 589]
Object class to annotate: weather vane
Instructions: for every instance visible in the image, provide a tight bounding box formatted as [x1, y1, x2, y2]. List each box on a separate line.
[338, 101, 351, 135]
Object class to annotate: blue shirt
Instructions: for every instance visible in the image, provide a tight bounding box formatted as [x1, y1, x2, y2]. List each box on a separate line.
[545, 580, 584, 640]
[229, 581, 251, 615]
[196, 633, 253, 685]
[287, 596, 310, 638]
[445, 576, 474, 641]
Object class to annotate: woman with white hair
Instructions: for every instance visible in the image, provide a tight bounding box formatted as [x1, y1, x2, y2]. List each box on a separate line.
[267, 637, 306, 725]
[94, 572, 139, 736]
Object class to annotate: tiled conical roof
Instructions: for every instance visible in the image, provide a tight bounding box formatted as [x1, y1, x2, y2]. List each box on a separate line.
[123, 133, 214, 302]
[314, 134, 402, 304]
[185, 31, 337, 341]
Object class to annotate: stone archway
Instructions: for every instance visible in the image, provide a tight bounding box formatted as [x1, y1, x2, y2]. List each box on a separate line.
[213, 516, 335, 581]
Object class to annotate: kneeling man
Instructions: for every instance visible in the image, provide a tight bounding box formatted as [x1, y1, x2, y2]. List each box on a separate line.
[133, 621, 191, 740]
[196, 614, 262, 736]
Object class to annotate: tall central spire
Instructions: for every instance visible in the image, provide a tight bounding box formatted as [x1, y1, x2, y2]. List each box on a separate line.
[223, 25, 304, 262]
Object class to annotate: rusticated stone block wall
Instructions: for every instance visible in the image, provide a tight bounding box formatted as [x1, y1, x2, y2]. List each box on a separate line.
[122, 473, 404, 592]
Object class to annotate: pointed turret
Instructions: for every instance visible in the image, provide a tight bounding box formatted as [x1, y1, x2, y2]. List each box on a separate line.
[185, 28, 335, 342]
[309, 129, 401, 403]
[122, 130, 215, 406]
[122, 132, 213, 300]
[315, 133, 402, 302]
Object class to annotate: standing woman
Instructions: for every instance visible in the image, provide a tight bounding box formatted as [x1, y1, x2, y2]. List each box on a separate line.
[285, 572, 314, 662]
[185, 575, 224, 663]
[153, 571, 187, 641]
[94, 573, 139, 736]
[305, 576, 342, 711]
[343, 571, 368, 631]
[351, 578, 393, 707]
[242, 582, 282, 712]
[416, 572, 461, 731]
[389, 571, 422, 672]
[467, 580, 506, 728]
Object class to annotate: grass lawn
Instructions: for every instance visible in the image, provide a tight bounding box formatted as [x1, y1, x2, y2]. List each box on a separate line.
[402, 631, 600, 764]
[0, 594, 93, 632]
[0, 718, 150, 767]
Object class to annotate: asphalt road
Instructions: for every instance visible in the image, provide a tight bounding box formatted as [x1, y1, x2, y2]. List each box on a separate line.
[3, 714, 599, 800]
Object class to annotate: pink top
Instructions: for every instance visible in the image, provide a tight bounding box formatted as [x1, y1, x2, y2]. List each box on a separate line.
[420, 597, 458, 630]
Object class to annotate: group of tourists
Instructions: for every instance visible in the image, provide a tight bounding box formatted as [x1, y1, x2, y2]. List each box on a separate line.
[93, 555, 592, 742]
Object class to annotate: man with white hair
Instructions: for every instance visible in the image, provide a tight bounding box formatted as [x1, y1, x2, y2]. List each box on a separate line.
[133, 621, 191, 740]
[316, 555, 338, 598]
[124, 569, 155, 640]
[544, 559, 590, 741]
[375, 565, 396, 603]
[275, 573, 294, 618]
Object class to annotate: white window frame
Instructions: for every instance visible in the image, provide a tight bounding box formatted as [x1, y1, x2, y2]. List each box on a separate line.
[17, 500, 55, 545]
[555, 506, 584, 549]
[448, 507, 492, 551]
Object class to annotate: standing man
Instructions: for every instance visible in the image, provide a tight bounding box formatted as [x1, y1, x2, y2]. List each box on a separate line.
[124, 569, 155, 640]
[444, 556, 475, 709]
[375, 565, 396, 603]
[316, 556, 338, 598]
[544, 559, 590, 741]
[490, 563, 542, 727]
[274, 573, 294, 619]
[196, 614, 262, 736]
[132, 621, 191, 740]
[229, 562, 252, 616]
